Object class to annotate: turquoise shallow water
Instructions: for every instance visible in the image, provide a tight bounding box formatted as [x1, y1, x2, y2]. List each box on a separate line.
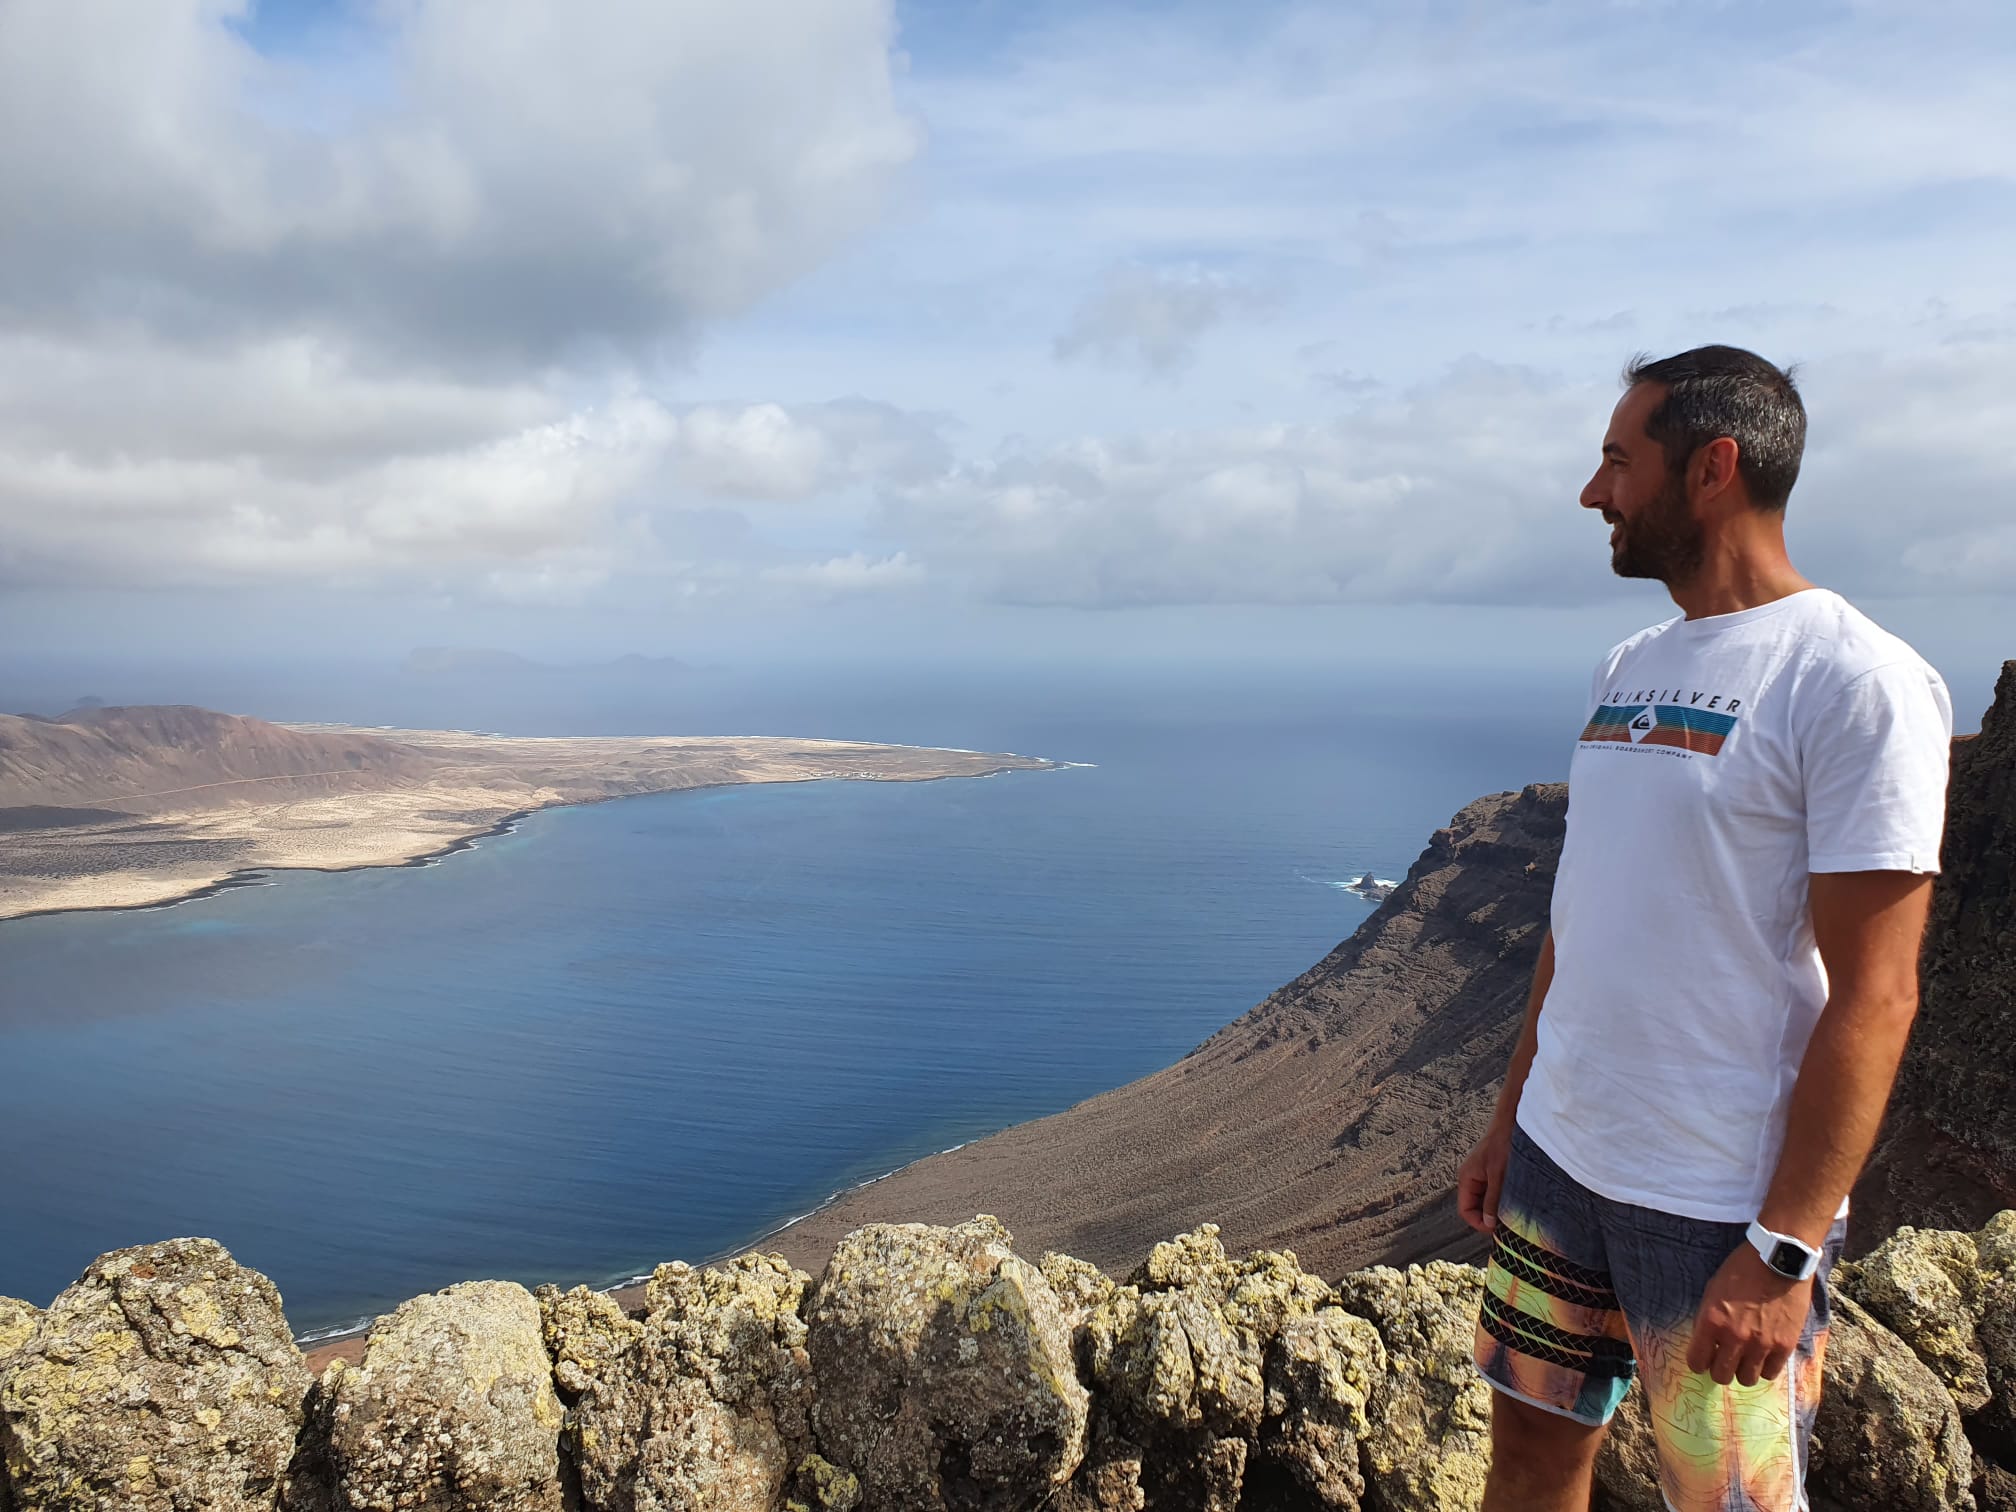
[0, 665, 1575, 1335]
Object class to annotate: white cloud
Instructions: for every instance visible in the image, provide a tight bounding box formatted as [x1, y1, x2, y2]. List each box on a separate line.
[879, 343, 2016, 610]
[761, 550, 925, 593]
[669, 400, 950, 500]
[0, 0, 921, 597]
[0, 0, 915, 366]
[1055, 264, 1269, 377]
[5, 0, 2015, 637]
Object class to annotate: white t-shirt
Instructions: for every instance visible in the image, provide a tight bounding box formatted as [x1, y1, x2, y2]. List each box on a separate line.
[1517, 588, 1953, 1222]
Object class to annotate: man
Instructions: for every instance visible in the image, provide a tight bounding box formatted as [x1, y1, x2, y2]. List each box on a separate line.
[1456, 346, 1953, 1512]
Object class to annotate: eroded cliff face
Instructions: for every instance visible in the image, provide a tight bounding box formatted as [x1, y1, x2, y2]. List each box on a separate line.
[2, 1216, 2011, 1512]
[1855, 660, 2016, 1242]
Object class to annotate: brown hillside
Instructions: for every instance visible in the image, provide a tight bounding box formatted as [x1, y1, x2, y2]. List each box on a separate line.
[760, 661, 2016, 1285]
[0, 706, 442, 816]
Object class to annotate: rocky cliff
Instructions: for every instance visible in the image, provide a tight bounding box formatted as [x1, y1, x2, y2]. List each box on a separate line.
[2, 1214, 2011, 1511]
[757, 661, 2016, 1279]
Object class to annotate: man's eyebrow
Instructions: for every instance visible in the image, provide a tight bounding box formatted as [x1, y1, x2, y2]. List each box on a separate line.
[1602, 441, 1630, 460]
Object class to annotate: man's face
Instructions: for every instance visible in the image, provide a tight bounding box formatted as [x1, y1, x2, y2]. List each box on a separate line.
[1579, 382, 1704, 585]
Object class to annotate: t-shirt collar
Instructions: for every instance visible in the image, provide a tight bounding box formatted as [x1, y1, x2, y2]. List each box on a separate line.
[1669, 587, 1832, 637]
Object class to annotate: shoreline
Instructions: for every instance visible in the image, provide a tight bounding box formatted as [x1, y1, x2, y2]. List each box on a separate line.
[0, 809, 538, 926]
[2, 756, 1062, 927]
[297, 1135, 982, 1369]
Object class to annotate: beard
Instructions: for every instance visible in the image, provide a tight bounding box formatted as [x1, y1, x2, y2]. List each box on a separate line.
[1610, 473, 1705, 584]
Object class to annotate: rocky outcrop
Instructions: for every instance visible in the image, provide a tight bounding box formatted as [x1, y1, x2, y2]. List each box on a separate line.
[3, 1217, 2016, 1512]
[572, 1252, 813, 1512]
[0, 1239, 309, 1512]
[1838, 1212, 2016, 1482]
[1076, 1224, 1372, 1512]
[804, 1216, 1088, 1512]
[0, 1302, 36, 1362]
[1333, 1263, 1492, 1512]
[1806, 1293, 1978, 1512]
[302, 1279, 564, 1512]
[13, 1216, 2008, 1512]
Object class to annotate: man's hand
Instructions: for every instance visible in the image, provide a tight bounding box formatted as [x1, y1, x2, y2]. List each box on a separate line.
[1686, 1245, 1812, 1386]
[1457, 1123, 1514, 1234]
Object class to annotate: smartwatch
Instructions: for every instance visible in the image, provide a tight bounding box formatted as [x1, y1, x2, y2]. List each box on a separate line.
[1747, 1221, 1822, 1282]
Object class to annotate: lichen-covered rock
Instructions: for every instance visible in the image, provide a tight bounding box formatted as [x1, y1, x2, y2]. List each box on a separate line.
[1808, 1294, 1976, 1512]
[0, 1300, 37, 1361]
[1250, 1306, 1386, 1511]
[1975, 1212, 2016, 1464]
[1838, 1224, 1997, 1411]
[572, 1251, 812, 1512]
[1087, 1228, 1345, 1512]
[805, 1215, 1088, 1512]
[1333, 1261, 1492, 1512]
[1088, 1285, 1264, 1445]
[536, 1283, 642, 1402]
[1048, 1421, 1146, 1512]
[0, 1238, 309, 1512]
[1840, 1211, 2016, 1463]
[1039, 1252, 1117, 1338]
[315, 1279, 564, 1512]
[784, 1453, 862, 1512]
[1129, 1224, 1242, 1297]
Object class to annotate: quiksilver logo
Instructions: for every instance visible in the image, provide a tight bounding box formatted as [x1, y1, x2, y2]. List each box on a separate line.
[1579, 700, 1741, 756]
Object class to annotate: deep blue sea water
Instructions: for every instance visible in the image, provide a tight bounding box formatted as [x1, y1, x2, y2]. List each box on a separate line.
[0, 664, 1577, 1334]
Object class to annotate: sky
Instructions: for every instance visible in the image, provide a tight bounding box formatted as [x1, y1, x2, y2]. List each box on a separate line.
[1, 0, 2012, 688]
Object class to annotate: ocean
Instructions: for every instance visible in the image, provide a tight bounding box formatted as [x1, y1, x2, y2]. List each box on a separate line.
[0, 662, 1579, 1335]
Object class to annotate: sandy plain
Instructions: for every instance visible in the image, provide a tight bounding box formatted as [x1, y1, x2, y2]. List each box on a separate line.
[0, 723, 1055, 923]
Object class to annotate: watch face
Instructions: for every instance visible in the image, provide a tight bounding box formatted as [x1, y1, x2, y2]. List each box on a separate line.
[1771, 1240, 1808, 1276]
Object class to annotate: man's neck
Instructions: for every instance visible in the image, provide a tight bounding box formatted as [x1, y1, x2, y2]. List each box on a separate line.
[1667, 535, 1815, 621]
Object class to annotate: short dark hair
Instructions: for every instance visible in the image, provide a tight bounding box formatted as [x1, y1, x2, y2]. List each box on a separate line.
[1623, 345, 1806, 510]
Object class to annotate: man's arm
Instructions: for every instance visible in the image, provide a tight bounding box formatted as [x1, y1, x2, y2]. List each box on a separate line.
[1686, 869, 1934, 1385]
[1757, 870, 1934, 1242]
[1457, 928, 1554, 1233]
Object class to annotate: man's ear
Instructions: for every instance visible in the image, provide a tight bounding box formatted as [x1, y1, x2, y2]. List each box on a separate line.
[1695, 435, 1742, 504]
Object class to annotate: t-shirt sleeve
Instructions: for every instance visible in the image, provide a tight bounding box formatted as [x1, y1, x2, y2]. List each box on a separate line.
[1802, 661, 1954, 874]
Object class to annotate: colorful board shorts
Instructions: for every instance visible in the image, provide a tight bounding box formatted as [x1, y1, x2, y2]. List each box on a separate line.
[1473, 1125, 1845, 1512]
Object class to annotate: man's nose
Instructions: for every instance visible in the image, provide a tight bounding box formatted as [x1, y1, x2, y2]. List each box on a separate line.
[1579, 475, 1607, 511]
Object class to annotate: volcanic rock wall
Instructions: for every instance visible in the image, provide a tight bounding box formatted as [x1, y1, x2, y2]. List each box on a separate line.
[2, 1214, 2011, 1512]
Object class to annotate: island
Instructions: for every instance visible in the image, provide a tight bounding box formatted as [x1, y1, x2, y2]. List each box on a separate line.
[0, 705, 1056, 922]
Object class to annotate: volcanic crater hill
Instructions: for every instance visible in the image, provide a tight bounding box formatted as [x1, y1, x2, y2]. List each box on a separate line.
[0, 705, 442, 815]
[759, 660, 2016, 1282]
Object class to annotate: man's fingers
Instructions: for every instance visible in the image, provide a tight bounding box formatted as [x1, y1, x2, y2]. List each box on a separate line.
[1735, 1344, 1765, 1389]
[1685, 1319, 1716, 1377]
[1709, 1345, 1739, 1387]
[1482, 1166, 1503, 1233]
[1456, 1171, 1485, 1233]
[1760, 1345, 1793, 1383]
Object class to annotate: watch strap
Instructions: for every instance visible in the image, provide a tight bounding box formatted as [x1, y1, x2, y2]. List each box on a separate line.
[1746, 1220, 1821, 1282]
